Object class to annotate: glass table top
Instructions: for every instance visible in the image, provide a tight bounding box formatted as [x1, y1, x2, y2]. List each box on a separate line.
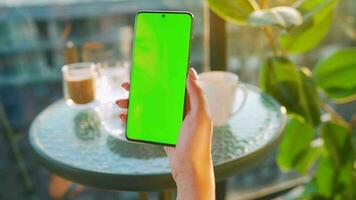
[29, 84, 286, 190]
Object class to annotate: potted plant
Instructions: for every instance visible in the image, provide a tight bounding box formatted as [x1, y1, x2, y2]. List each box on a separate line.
[207, 0, 356, 199]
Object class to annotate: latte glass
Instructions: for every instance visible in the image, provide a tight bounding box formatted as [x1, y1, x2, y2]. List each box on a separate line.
[62, 63, 97, 105]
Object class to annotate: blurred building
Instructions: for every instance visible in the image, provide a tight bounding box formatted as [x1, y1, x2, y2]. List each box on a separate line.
[0, 0, 204, 128]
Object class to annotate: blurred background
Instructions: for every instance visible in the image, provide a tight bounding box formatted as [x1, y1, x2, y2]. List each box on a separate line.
[0, 0, 355, 199]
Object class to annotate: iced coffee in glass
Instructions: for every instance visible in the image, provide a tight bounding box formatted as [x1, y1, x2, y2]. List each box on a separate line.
[62, 63, 96, 105]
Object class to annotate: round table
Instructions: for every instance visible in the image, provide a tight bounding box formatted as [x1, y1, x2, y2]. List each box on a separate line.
[29, 84, 286, 193]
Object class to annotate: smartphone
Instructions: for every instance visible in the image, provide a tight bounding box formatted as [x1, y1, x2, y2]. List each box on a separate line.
[125, 11, 193, 146]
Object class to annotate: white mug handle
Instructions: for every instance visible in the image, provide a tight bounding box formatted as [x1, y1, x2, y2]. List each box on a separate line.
[230, 84, 248, 117]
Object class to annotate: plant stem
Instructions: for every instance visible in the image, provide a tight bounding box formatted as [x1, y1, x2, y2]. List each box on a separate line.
[257, 0, 279, 56]
[320, 102, 351, 128]
[261, 0, 269, 9]
[262, 26, 279, 56]
[249, 0, 261, 10]
[331, 93, 356, 104]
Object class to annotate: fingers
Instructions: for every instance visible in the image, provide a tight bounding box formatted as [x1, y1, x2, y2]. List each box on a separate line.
[186, 68, 207, 114]
[119, 113, 127, 123]
[117, 82, 129, 123]
[116, 99, 128, 108]
[183, 90, 191, 117]
[121, 82, 130, 91]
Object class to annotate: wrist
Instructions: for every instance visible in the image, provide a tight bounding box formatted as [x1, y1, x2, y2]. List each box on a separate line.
[175, 160, 215, 200]
[176, 171, 215, 191]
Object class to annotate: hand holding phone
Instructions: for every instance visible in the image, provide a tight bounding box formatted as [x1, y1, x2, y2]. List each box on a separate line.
[116, 68, 215, 199]
[118, 11, 215, 199]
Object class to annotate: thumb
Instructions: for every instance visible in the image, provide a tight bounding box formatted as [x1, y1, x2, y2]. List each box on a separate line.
[186, 68, 206, 114]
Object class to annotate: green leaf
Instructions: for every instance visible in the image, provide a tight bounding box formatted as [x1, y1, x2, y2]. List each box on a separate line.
[315, 121, 356, 199]
[319, 88, 356, 101]
[319, 122, 354, 169]
[280, 12, 332, 54]
[294, 0, 337, 23]
[315, 156, 336, 198]
[259, 56, 321, 126]
[207, 0, 258, 24]
[295, 144, 321, 173]
[313, 48, 356, 101]
[279, 0, 338, 54]
[277, 115, 318, 173]
[300, 68, 321, 126]
[247, 6, 302, 29]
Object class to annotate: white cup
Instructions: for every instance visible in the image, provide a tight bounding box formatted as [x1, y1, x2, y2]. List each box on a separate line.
[198, 71, 248, 127]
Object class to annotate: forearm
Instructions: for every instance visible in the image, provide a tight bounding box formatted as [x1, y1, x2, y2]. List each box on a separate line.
[175, 163, 215, 200]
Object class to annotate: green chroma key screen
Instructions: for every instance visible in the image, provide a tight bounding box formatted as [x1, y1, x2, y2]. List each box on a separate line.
[126, 11, 193, 145]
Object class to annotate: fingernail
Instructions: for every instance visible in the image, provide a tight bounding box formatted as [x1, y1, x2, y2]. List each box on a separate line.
[189, 68, 199, 80]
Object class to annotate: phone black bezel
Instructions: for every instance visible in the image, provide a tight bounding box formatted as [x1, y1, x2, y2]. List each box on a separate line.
[125, 10, 194, 147]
